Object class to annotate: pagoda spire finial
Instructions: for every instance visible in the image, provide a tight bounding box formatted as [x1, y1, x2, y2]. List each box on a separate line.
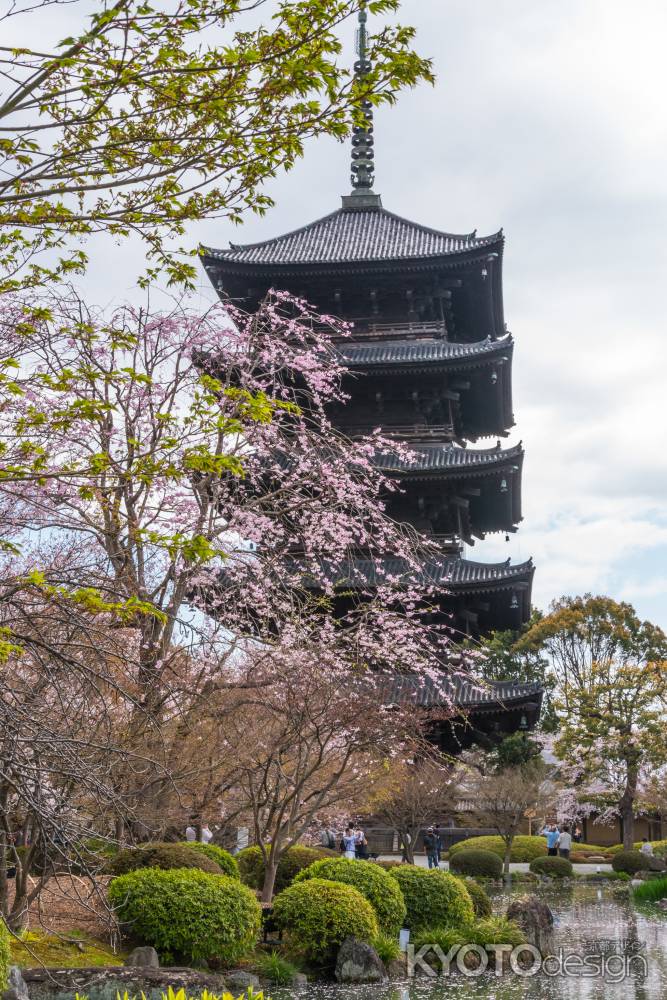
[342, 2, 382, 208]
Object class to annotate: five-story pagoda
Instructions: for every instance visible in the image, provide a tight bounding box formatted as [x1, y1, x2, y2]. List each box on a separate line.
[202, 6, 535, 651]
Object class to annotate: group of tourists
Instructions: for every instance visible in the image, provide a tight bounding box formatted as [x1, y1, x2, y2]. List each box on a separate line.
[185, 821, 214, 843]
[320, 824, 370, 860]
[541, 823, 582, 858]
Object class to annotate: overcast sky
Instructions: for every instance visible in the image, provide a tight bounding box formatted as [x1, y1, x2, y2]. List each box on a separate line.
[22, 0, 667, 627]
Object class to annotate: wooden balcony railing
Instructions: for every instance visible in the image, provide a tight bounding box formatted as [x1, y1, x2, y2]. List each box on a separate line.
[351, 320, 447, 341]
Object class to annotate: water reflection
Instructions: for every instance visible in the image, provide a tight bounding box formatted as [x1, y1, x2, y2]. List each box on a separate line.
[273, 884, 667, 1000]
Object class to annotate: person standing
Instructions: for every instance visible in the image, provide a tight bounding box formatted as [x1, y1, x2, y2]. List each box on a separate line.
[201, 824, 213, 844]
[558, 825, 572, 859]
[433, 825, 443, 865]
[542, 824, 559, 857]
[355, 826, 369, 860]
[185, 823, 197, 842]
[342, 826, 357, 860]
[424, 827, 439, 869]
[320, 827, 336, 850]
[640, 838, 654, 857]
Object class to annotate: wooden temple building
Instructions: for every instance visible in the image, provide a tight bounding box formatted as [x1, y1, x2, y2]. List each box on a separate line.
[202, 7, 542, 747]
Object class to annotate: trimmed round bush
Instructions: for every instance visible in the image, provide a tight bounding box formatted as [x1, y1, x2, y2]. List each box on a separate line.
[109, 842, 222, 877]
[530, 856, 574, 878]
[272, 878, 379, 964]
[178, 842, 239, 880]
[108, 868, 260, 965]
[612, 850, 648, 875]
[293, 857, 406, 934]
[388, 865, 474, 931]
[449, 835, 546, 863]
[236, 844, 336, 894]
[449, 848, 503, 878]
[0, 918, 10, 992]
[460, 877, 492, 919]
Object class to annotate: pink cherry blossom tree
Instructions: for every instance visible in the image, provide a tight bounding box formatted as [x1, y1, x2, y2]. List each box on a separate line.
[0, 289, 460, 842]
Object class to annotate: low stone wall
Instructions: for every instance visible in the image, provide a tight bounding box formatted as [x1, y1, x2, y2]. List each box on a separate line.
[22, 967, 228, 1000]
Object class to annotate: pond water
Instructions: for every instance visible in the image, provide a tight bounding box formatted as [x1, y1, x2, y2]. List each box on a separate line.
[274, 883, 667, 1000]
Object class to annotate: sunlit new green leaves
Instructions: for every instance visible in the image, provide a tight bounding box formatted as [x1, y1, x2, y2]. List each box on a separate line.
[0, 0, 433, 290]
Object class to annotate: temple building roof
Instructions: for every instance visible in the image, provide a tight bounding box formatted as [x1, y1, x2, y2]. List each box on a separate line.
[374, 441, 523, 477]
[338, 335, 511, 369]
[202, 205, 502, 269]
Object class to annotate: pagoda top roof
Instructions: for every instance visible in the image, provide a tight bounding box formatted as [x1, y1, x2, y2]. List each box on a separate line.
[385, 674, 543, 711]
[202, 203, 502, 269]
[338, 335, 511, 369]
[374, 441, 523, 476]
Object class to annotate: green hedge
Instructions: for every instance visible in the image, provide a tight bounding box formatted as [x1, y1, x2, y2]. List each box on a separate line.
[109, 842, 222, 877]
[178, 842, 239, 880]
[459, 877, 492, 919]
[236, 845, 336, 894]
[609, 840, 667, 857]
[272, 878, 378, 964]
[0, 918, 9, 992]
[612, 850, 648, 875]
[449, 849, 503, 878]
[449, 836, 546, 863]
[529, 856, 574, 878]
[108, 868, 260, 965]
[293, 857, 406, 934]
[388, 865, 474, 932]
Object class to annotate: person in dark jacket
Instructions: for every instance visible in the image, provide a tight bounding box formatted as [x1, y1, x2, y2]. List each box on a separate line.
[424, 827, 439, 869]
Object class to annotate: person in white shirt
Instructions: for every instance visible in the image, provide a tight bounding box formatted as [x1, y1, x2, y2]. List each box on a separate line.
[201, 825, 213, 844]
[640, 838, 654, 856]
[558, 826, 572, 859]
[185, 825, 197, 842]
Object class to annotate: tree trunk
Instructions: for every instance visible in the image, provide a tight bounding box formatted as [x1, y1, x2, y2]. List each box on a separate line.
[7, 892, 29, 932]
[620, 763, 638, 851]
[261, 860, 278, 903]
[503, 838, 513, 874]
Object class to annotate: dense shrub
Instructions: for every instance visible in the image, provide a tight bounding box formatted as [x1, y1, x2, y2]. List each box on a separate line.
[529, 856, 574, 878]
[108, 868, 260, 964]
[236, 845, 336, 893]
[388, 866, 474, 932]
[253, 950, 300, 984]
[412, 918, 524, 971]
[612, 850, 649, 875]
[411, 925, 467, 959]
[272, 878, 378, 964]
[449, 836, 546, 863]
[294, 858, 406, 934]
[0, 919, 9, 992]
[178, 842, 239, 879]
[449, 849, 503, 878]
[459, 877, 492, 919]
[373, 932, 401, 964]
[109, 842, 222, 876]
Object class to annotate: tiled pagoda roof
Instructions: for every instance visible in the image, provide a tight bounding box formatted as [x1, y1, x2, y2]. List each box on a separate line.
[306, 556, 534, 593]
[385, 674, 543, 710]
[374, 441, 523, 476]
[202, 205, 502, 268]
[337, 335, 511, 369]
